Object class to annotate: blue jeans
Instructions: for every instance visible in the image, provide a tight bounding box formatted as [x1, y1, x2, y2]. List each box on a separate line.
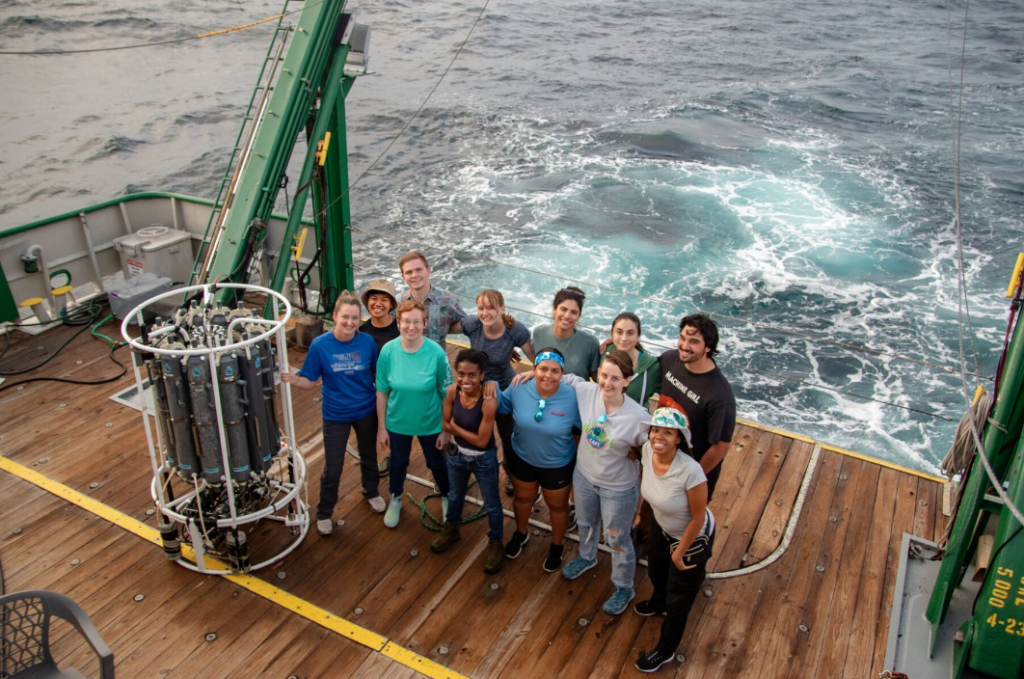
[445, 447, 504, 541]
[573, 467, 639, 589]
[388, 431, 450, 499]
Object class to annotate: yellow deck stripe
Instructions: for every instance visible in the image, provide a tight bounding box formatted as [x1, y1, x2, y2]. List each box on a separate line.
[0, 455, 469, 679]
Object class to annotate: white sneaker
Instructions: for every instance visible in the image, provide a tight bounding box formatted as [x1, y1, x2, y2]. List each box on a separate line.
[368, 495, 387, 513]
[316, 518, 333, 536]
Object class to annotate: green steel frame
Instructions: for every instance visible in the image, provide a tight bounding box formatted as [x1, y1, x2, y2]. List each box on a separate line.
[926, 279, 1024, 678]
[197, 0, 359, 312]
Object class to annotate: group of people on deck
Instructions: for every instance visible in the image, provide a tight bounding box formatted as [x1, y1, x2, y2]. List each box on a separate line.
[282, 251, 737, 673]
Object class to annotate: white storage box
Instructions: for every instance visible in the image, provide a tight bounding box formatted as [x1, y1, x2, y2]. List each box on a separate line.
[113, 225, 194, 283]
[108, 272, 172, 322]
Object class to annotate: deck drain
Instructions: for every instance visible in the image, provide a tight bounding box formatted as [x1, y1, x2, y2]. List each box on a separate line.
[37, 458, 48, 464]
[12, 528, 22, 535]
[438, 646, 449, 656]
[70, 559, 81, 566]
[335, 519, 345, 527]
[490, 583, 500, 591]
[578, 618, 589, 626]
[105, 423, 113, 428]
[676, 654, 686, 664]
[815, 565, 825, 572]
[829, 516, 838, 523]
[410, 549, 419, 557]
[89, 482, 100, 489]
[59, 403, 67, 409]
[353, 607, 364, 615]
[798, 624, 809, 633]
[146, 509, 155, 516]
[205, 633, 217, 642]
[76, 360, 83, 365]
[703, 588, 713, 597]
[134, 594, 145, 602]
[277, 571, 287, 580]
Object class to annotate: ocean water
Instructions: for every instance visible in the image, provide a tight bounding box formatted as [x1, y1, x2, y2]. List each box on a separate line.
[2, 0, 1023, 473]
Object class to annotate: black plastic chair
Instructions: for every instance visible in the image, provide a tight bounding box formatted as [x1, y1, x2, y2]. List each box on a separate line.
[0, 590, 113, 679]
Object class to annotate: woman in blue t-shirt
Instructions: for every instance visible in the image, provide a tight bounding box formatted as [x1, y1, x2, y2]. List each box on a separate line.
[497, 348, 580, 573]
[282, 291, 384, 537]
[453, 289, 534, 496]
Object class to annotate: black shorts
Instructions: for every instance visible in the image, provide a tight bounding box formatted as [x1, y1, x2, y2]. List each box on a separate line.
[505, 447, 575, 491]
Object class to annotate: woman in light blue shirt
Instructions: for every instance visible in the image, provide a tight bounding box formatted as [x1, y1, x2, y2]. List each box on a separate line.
[497, 348, 580, 573]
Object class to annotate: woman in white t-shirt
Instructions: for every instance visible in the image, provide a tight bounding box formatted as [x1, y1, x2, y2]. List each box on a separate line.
[633, 407, 714, 674]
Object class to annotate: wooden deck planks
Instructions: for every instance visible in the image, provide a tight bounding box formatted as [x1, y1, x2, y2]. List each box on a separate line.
[0, 324, 955, 679]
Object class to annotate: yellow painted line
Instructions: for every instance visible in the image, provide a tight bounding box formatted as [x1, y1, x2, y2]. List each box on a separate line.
[736, 418, 816, 444]
[0, 455, 469, 679]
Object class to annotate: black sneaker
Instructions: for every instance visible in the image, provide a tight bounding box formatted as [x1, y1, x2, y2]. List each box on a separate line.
[635, 648, 675, 673]
[633, 599, 668, 617]
[504, 530, 529, 559]
[542, 543, 564, 572]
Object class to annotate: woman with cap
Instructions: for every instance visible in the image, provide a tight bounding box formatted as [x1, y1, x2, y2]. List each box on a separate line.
[633, 407, 714, 673]
[281, 291, 386, 536]
[497, 348, 580, 572]
[454, 289, 534, 495]
[359, 278, 400, 358]
[513, 350, 650, 614]
[376, 300, 453, 528]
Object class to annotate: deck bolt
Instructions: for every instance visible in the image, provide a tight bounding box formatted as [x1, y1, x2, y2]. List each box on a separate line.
[954, 630, 965, 643]
[531, 529, 540, 536]
[70, 558, 81, 566]
[438, 646, 449, 655]
[17, 386, 24, 391]
[12, 528, 22, 535]
[134, 594, 145, 602]
[146, 509, 155, 516]
[829, 516, 838, 523]
[815, 565, 825, 572]
[89, 482, 100, 489]
[410, 549, 419, 557]
[490, 583, 500, 591]
[287, 676, 298, 679]
[105, 423, 113, 428]
[205, 633, 217, 642]
[38, 457, 48, 464]
[37, 346, 44, 351]
[354, 607, 364, 615]
[277, 571, 287, 580]
[76, 360, 83, 365]
[798, 624, 809, 633]
[59, 403, 67, 409]
[676, 654, 686, 664]
[703, 588, 713, 597]
[578, 618, 589, 626]
[840, 475, 848, 481]
[335, 519, 345, 527]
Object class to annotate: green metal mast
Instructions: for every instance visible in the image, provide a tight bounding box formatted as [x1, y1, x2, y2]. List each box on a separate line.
[925, 261, 1024, 679]
[190, 0, 367, 313]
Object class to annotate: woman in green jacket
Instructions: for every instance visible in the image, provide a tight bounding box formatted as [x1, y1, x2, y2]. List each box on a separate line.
[601, 312, 662, 409]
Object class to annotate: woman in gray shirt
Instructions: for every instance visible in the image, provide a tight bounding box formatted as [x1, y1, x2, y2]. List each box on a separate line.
[633, 407, 714, 673]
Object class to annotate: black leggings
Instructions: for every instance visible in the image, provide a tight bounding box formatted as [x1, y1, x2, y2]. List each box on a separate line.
[646, 516, 714, 654]
[317, 413, 380, 519]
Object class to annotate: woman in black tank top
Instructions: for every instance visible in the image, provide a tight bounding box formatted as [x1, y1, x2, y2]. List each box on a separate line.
[431, 349, 505, 574]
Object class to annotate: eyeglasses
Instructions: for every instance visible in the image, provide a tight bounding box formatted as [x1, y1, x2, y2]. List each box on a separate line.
[534, 398, 547, 422]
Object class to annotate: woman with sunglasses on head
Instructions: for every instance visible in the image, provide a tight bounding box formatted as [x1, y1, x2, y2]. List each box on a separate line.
[601, 312, 662, 409]
[632, 408, 714, 674]
[513, 350, 650, 614]
[376, 300, 453, 529]
[531, 286, 601, 380]
[497, 348, 581, 572]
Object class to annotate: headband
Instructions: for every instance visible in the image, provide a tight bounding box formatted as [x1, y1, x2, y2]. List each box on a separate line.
[534, 351, 564, 367]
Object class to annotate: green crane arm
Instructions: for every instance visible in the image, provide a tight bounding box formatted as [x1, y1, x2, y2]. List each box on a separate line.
[192, 0, 367, 313]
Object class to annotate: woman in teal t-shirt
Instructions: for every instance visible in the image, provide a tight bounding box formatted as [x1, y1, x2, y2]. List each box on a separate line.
[376, 300, 453, 528]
